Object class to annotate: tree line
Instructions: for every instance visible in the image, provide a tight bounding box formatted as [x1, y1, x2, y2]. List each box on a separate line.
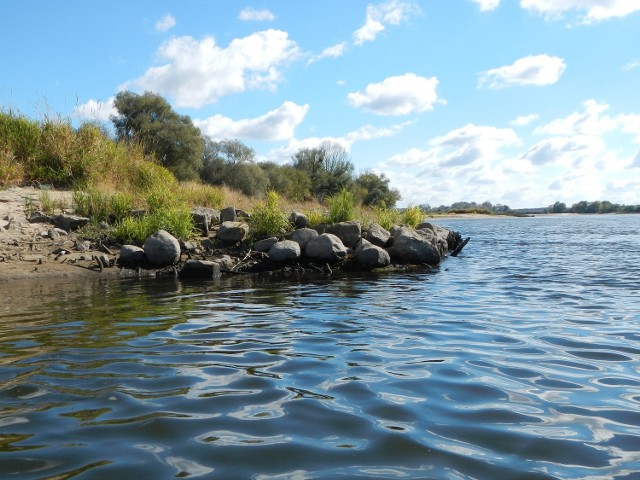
[548, 201, 640, 214]
[111, 91, 400, 207]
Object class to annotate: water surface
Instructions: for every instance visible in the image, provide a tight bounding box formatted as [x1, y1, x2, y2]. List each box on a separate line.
[1, 214, 639, 479]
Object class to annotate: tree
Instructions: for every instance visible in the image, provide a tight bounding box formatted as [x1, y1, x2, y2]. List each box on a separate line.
[354, 171, 400, 208]
[549, 201, 567, 213]
[259, 162, 312, 201]
[292, 143, 354, 199]
[111, 91, 204, 181]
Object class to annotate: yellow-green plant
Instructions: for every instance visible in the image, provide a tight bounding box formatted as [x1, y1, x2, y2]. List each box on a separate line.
[373, 206, 401, 230]
[327, 188, 356, 223]
[250, 190, 291, 239]
[402, 205, 424, 227]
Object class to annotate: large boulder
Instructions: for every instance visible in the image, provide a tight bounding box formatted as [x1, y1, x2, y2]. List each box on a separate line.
[143, 230, 181, 267]
[330, 221, 361, 249]
[253, 236, 278, 252]
[268, 240, 301, 263]
[217, 221, 249, 243]
[355, 239, 391, 269]
[288, 228, 318, 251]
[54, 214, 89, 231]
[363, 223, 391, 248]
[289, 211, 309, 229]
[220, 206, 237, 223]
[119, 245, 145, 265]
[305, 233, 348, 263]
[388, 227, 442, 265]
[191, 207, 221, 235]
[179, 259, 222, 279]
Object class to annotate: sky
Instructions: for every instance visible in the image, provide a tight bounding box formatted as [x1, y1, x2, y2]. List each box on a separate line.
[2, 0, 640, 208]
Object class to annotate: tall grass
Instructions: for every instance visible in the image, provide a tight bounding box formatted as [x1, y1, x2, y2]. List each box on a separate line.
[250, 191, 291, 239]
[327, 188, 356, 223]
[402, 205, 424, 227]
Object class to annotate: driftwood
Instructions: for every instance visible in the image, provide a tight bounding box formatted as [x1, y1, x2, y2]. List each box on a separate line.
[450, 237, 470, 257]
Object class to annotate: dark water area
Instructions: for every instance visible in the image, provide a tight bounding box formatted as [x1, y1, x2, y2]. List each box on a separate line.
[1, 214, 639, 479]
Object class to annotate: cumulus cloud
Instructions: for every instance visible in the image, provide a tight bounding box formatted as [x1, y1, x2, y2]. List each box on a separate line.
[353, 0, 420, 45]
[511, 113, 540, 126]
[479, 54, 566, 88]
[126, 30, 300, 108]
[238, 7, 275, 21]
[520, 0, 640, 24]
[71, 97, 117, 122]
[194, 101, 309, 141]
[534, 100, 618, 137]
[470, 0, 500, 11]
[347, 73, 442, 115]
[520, 135, 605, 167]
[155, 14, 176, 32]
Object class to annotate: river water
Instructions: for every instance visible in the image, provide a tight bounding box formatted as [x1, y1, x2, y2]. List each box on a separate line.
[1, 215, 639, 479]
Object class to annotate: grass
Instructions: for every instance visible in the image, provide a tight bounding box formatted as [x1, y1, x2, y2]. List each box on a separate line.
[327, 188, 356, 223]
[250, 191, 291, 239]
[402, 205, 424, 227]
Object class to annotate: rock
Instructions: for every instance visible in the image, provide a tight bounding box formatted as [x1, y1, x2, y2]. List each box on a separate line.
[289, 211, 308, 229]
[220, 206, 237, 223]
[191, 207, 220, 235]
[214, 254, 236, 271]
[388, 227, 441, 265]
[54, 214, 89, 231]
[330, 221, 362, 249]
[181, 241, 198, 253]
[53, 228, 68, 236]
[143, 230, 181, 267]
[28, 210, 52, 224]
[253, 237, 278, 252]
[288, 228, 318, 251]
[217, 221, 249, 243]
[354, 239, 391, 269]
[363, 223, 391, 248]
[76, 240, 91, 252]
[305, 233, 348, 262]
[48, 228, 61, 240]
[268, 240, 301, 263]
[119, 245, 145, 265]
[179, 259, 221, 279]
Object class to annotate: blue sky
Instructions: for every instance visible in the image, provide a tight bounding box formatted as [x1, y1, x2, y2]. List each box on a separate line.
[2, 1, 639, 208]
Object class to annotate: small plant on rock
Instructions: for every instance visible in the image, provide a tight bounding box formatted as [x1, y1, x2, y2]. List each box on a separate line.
[250, 190, 290, 239]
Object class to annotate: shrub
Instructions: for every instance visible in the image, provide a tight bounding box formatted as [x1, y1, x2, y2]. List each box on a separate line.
[113, 208, 194, 244]
[250, 191, 291, 239]
[402, 205, 424, 227]
[373, 206, 401, 230]
[327, 188, 356, 223]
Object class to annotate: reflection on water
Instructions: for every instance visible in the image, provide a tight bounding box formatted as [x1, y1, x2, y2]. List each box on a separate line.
[1, 215, 640, 479]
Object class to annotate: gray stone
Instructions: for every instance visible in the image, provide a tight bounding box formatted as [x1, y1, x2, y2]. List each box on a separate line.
[220, 206, 237, 223]
[48, 228, 61, 240]
[289, 211, 309, 229]
[253, 237, 278, 252]
[53, 228, 67, 236]
[54, 214, 89, 231]
[330, 221, 362, 249]
[119, 245, 145, 265]
[179, 259, 221, 279]
[388, 227, 441, 265]
[191, 207, 221, 235]
[28, 210, 52, 224]
[143, 230, 181, 267]
[355, 239, 391, 269]
[363, 223, 391, 248]
[214, 254, 236, 271]
[217, 221, 249, 243]
[288, 228, 318, 251]
[305, 233, 348, 262]
[76, 240, 91, 252]
[268, 240, 301, 263]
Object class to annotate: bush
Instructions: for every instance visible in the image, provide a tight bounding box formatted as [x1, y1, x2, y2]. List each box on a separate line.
[402, 205, 424, 227]
[250, 191, 291, 239]
[113, 208, 194, 244]
[373, 206, 401, 230]
[327, 188, 356, 223]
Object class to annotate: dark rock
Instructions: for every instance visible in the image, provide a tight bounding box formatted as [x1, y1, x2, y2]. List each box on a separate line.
[119, 245, 145, 265]
[191, 207, 221, 235]
[253, 237, 278, 252]
[220, 206, 237, 223]
[268, 240, 301, 263]
[330, 221, 362, 249]
[388, 227, 441, 265]
[305, 234, 348, 262]
[179, 259, 221, 279]
[217, 221, 249, 243]
[354, 239, 391, 269]
[54, 214, 89, 231]
[289, 211, 309, 229]
[363, 223, 391, 248]
[143, 230, 181, 267]
[28, 210, 52, 224]
[288, 228, 318, 251]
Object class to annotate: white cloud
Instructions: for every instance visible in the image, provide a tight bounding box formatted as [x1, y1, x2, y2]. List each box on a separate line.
[470, 0, 500, 12]
[194, 101, 309, 141]
[353, 0, 420, 45]
[308, 42, 348, 63]
[71, 97, 117, 122]
[479, 54, 566, 88]
[534, 100, 619, 137]
[622, 59, 640, 71]
[155, 14, 176, 32]
[520, 135, 605, 167]
[511, 113, 540, 126]
[238, 7, 275, 21]
[127, 31, 300, 108]
[520, 0, 640, 23]
[347, 73, 442, 115]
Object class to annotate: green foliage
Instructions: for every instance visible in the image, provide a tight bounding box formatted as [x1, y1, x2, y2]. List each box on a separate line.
[250, 191, 291, 239]
[259, 162, 312, 201]
[354, 171, 401, 208]
[327, 188, 356, 223]
[113, 208, 194, 244]
[292, 143, 354, 199]
[303, 208, 330, 227]
[373, 206, 401, 230]
[112, 91, 204, 181]
[175, 182, 224, 209]
[402, 205, 424, 227]
[73, 189, 134, 222]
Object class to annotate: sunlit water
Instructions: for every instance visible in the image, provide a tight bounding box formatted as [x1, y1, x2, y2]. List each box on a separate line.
[1, 215, 639, 479]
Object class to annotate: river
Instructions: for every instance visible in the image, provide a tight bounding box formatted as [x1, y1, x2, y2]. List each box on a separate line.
[1, 214, 639, 479]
